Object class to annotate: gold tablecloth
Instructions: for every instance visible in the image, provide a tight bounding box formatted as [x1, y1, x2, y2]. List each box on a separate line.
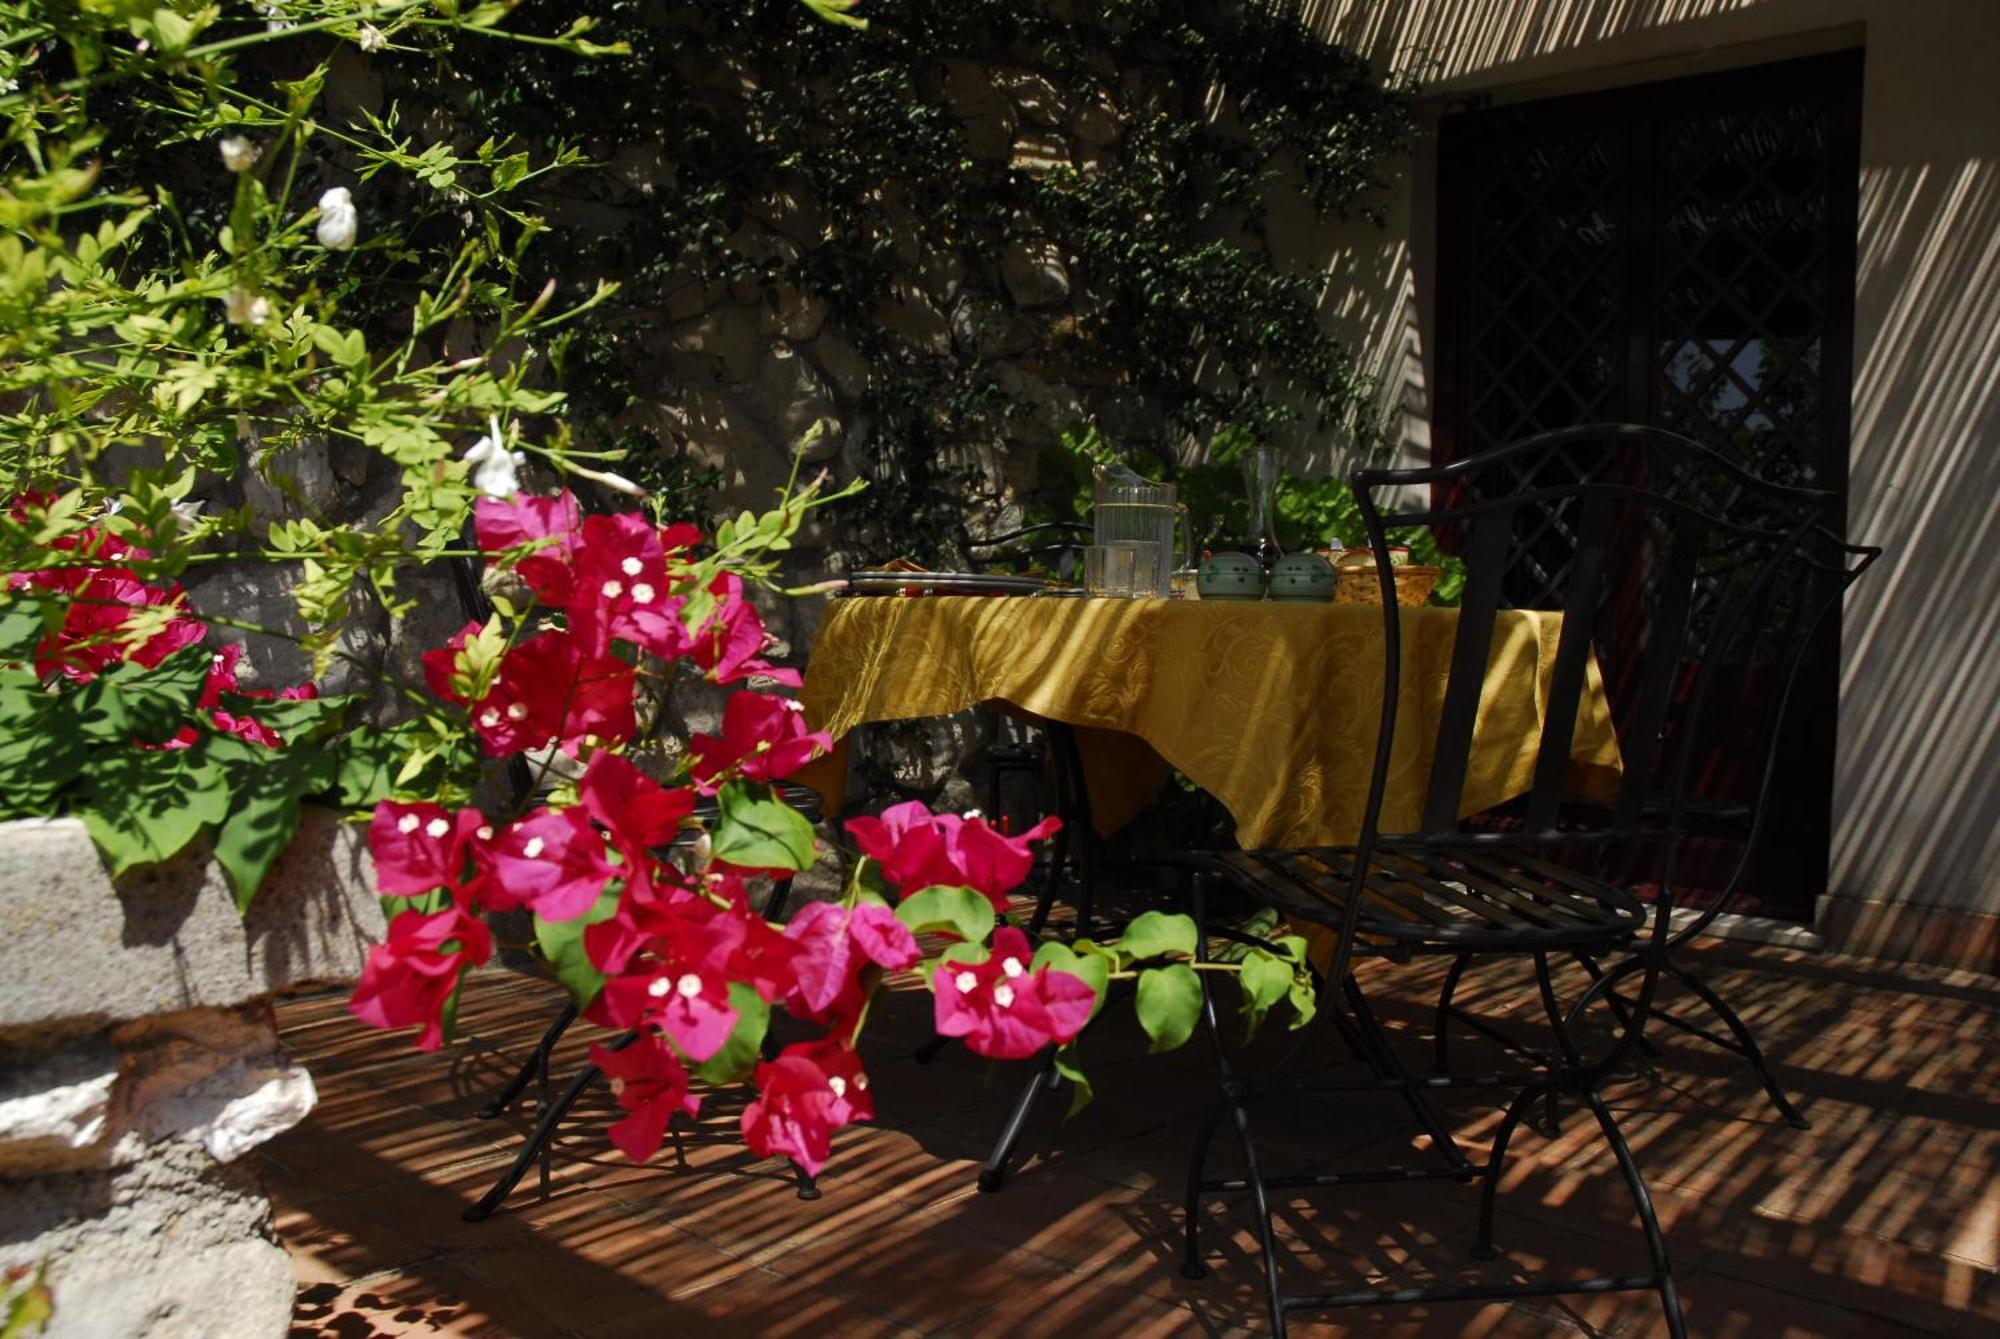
[796, 596, 1622, 850]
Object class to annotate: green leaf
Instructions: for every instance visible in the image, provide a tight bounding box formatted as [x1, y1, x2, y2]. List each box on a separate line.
[64, 646, 211, 744]
[693, 982, 771, 1084]
[1238, 947, 1292, 1039]
[1051, 1043, 1094, 1118]
[534, 882, 621, 1009]
[1032, 939, 1110, 1020]
[0, 604, 44, 661]
[1111, 909, 1198, 965]
[208, 735, 339, 910]
[894, 885, 998, 946]
[1134, 962, 1202, 1053]
[1286, 966, 1318, 1031]
[73, 745, 232, 877]
[215, 691, 353, 744]
[710, 779, 816, 871]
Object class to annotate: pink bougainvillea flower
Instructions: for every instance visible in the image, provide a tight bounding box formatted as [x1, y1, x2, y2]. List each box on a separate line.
[471, 806, 616, 921]
[782, 900, 919, 1017]
[473, 489, 582, 552]
[474, 489, 582, 557]
[688, 573, 799, 686]
[369, 801, 486, 897]
[593, 961, 740, 1063]
[468, 631, 636, 757]
[585, 898, 762, 1061]
[853, 802, 1064, 911]
[686, 692, 831, 794]
[844, 800, 953, 896]
[33, 571, 205, 682]
[420, 621, 481, 706]
[931, 926, 1096, 1061]
[348, 905, 492, 1051]
[566, 513, 670, 656]
[846, 801, 1062, 911]
[741, 1039, 872, 1177]
[658, 521, 702, 556]
[940, 813, 1063, 911]
[579, 750, 695, 854]
[592, 1034, 700, 1164]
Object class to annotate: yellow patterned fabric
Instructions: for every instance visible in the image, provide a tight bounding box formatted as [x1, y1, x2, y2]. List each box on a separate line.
[796, 596, 1623, 849]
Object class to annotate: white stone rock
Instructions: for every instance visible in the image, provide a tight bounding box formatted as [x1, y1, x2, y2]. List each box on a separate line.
[198, 1067, 317, 1164]
[0, 1070, 116, 1155]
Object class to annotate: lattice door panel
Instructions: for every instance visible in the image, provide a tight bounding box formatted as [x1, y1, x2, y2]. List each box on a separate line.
[1462, 128, 1626, 458]
[1436, 53, 1862, 917]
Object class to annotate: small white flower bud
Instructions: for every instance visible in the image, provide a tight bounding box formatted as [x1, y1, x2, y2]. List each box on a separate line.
[315, 186, 358, 251]
[218, 136, 259, 173]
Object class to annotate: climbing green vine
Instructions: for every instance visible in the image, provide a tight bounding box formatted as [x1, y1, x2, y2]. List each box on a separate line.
[456, 0, 1419, 561]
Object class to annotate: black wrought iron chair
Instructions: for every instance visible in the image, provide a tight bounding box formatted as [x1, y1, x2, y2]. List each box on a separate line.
[1177, 424, 1837, 1337]
[1432, 531, 1880, 1130]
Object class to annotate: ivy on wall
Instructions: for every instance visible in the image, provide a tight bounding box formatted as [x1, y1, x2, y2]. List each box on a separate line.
[456, 0, 1419, 562]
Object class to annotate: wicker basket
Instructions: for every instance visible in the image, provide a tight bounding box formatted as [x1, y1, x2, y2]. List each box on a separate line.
[1334, 562, 1439, 606]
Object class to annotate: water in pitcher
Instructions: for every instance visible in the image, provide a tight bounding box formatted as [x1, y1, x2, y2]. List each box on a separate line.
[1092, 465, 1178, 597]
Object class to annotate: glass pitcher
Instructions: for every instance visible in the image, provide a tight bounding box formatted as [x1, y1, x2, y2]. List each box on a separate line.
[1092, 465, 1178, 597]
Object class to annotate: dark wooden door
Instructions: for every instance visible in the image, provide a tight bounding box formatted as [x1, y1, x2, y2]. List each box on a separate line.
[1434, 51, 1863, 918]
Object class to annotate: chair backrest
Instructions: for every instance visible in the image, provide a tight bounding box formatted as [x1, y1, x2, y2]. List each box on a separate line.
[965, 521, 1090, 581]
[1349, 425, 1841, 896]
[1664, 531, 1877, 939]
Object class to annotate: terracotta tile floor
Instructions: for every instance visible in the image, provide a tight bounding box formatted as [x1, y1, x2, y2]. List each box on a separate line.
[267, 936, 1999, 1337]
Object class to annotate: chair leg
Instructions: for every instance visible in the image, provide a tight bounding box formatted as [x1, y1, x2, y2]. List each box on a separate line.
[463, 1031, 638, 1223]
[1179, 1095, 1228, 1279]
[1226, 1088, 1290, 1338]
[1583, 1089, 1687, 1339]
[1343, 975, 1472, 1174]
[975, 1050, 1062, 1193]
[477, 1002, 579, 1120]
[1532, 952, 1578, 1138]
[1433, 952, 1472, 1074]
[1668, 962, 1810, 1130]
[1574, 952, 1659, 1058]
[1473, 1080, 1545, 1259]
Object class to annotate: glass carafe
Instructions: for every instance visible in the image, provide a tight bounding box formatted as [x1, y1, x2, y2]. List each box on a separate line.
[1242, 445, 1284, 572]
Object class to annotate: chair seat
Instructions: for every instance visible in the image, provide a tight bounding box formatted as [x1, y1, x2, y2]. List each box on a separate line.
[1198, 845, 1648, 953]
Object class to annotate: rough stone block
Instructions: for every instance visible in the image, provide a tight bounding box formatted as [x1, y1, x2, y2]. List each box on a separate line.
[0, 809, 382, 1034]
[1001, 239, 1073, 309]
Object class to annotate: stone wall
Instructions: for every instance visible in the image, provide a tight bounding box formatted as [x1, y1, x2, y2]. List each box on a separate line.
[0, 810, 381, 1339]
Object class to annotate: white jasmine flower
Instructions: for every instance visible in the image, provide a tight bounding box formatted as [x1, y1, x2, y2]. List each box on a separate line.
[218, 136, 259, 174]
[464, 417, 525, 498]
[223, 289, 270, 326]
[315, 186, 357, 252]
[169, 499, 204, 527]
[357, 23, 386, 52]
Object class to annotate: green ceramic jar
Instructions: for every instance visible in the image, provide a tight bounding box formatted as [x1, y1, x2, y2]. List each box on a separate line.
[1196, 551, 1265, 601]
[1268, 552, 1336, 602]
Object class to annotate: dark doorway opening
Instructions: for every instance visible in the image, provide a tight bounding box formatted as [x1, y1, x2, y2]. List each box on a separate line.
[1434, 51, 1863, 919]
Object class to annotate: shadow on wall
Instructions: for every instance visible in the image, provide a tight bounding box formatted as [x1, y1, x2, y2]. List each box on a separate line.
[1301, 0, 1807, 78]
[1835, 158, 2000, 925]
